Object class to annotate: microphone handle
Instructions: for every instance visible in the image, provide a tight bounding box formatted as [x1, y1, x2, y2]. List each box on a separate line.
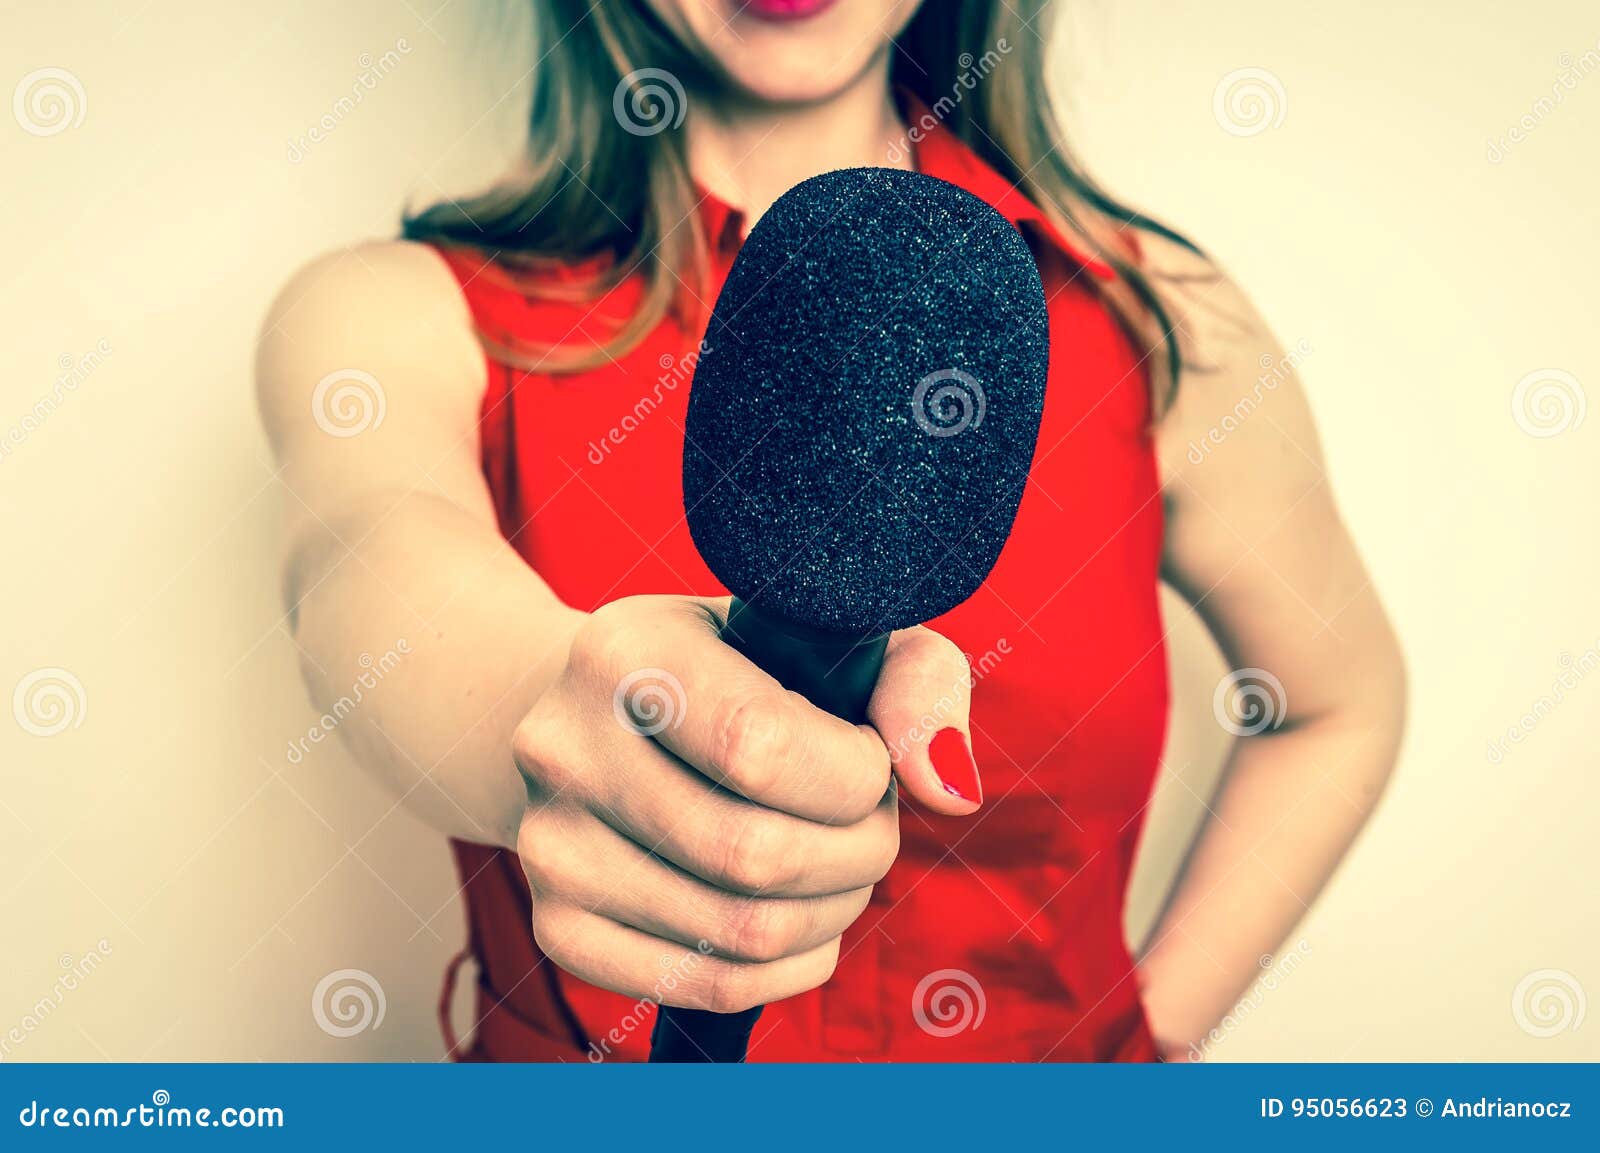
[647, 597, 889, 1063]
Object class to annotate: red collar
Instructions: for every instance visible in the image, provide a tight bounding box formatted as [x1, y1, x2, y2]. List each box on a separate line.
[697, 94, 1114, 281]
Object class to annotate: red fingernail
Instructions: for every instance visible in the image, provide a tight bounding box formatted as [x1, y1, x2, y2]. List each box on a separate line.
[929, 728, 981, 805]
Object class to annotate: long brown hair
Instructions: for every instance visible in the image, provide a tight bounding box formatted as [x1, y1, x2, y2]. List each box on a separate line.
[405, 0, 1197, 411]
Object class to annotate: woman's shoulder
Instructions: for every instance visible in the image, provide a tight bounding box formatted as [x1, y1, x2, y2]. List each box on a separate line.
[1137, 229, 1324, 526]
[264, 239, 476, 345]
[256, 240, 486, 437]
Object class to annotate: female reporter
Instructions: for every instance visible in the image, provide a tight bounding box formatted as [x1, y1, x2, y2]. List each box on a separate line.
[257, 0, 1405, 1061]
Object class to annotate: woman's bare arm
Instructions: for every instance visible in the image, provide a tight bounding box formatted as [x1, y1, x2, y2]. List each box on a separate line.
[256, 241, 581, 848]
[255, 243, 980, 1006]
[1139, 237, 1408, 1055]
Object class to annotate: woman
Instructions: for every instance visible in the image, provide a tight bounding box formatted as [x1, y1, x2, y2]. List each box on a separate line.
[257, 0, 1405, 1061]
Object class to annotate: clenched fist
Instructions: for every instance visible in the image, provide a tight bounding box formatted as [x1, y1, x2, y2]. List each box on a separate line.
[512, 594, 978, 1013]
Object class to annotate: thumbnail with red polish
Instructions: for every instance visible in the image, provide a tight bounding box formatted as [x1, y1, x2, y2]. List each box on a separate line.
[929, 727, 981, 804]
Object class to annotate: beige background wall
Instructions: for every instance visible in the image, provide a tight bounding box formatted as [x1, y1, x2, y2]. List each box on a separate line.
[2, 0, 1594, 1060]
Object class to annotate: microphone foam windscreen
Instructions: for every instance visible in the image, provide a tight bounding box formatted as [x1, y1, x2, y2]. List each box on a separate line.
[683, 167, 1050, 636]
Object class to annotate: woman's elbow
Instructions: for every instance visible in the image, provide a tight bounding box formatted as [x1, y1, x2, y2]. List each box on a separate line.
[1355, 623, 1409, 794]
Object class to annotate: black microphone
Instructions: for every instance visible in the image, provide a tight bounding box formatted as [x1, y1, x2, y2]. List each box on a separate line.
[650, 167, 1050, 1062]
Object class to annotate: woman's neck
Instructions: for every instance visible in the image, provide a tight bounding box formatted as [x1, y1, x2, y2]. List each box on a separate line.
[687, 60, 910, 230]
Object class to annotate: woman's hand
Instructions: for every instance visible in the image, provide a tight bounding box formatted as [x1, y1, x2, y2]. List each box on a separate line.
[511, 594, 978, 1013]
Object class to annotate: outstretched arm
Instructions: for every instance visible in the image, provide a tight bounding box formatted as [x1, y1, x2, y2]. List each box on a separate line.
[256, 241, 580, 848]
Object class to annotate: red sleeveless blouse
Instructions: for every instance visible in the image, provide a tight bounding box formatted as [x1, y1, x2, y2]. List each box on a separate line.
[431, 111, 1168, 1062]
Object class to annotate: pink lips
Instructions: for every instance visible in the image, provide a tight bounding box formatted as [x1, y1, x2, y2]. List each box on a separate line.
[740, 0, 839, 22]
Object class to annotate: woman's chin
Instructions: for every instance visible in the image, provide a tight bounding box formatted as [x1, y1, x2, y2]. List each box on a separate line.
[704, 52, 874, 107]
